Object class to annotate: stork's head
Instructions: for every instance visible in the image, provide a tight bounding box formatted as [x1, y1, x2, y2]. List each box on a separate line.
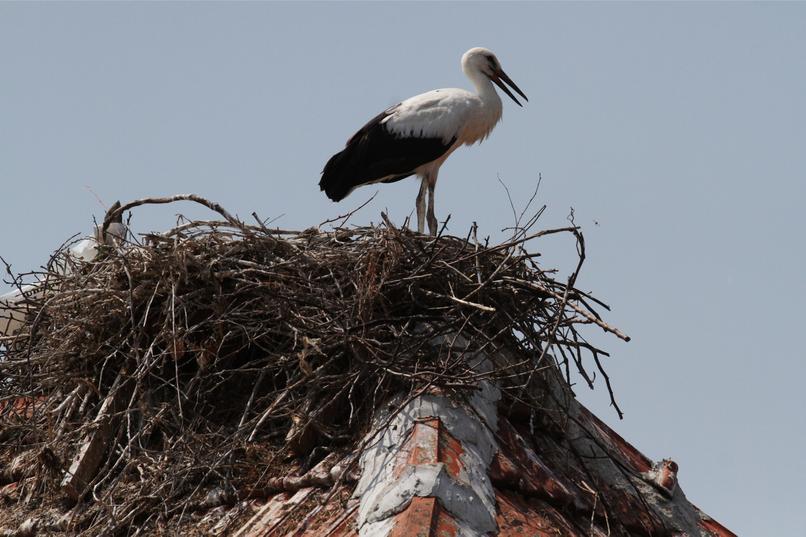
[461, 47, 528, 107]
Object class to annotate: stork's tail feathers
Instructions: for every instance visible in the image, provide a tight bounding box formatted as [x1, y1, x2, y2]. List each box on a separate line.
[319, 150, 352, 202]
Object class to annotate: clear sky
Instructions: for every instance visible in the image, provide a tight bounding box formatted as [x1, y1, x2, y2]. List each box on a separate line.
[1, 2, 804, 535]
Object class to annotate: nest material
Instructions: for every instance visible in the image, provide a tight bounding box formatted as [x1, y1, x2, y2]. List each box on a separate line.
[0, 197, 626, 535]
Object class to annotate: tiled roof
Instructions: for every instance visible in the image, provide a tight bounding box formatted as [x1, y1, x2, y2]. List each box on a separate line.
[0, 363, 735, 537]
[228, 381, 735, 537]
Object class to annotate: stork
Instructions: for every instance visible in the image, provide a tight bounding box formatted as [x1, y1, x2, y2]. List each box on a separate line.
[319, 47, 527, 236]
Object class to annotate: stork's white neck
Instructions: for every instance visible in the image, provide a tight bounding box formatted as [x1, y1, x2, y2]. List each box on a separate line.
[464, 67, 501, 106]
[457, 66, 504, 145]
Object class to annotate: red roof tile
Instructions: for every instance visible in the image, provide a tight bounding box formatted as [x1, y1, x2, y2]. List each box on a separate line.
[389, 497, 457, 537]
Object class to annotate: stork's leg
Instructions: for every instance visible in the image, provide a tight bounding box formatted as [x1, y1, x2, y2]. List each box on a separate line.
[416, 177, 428, 234]
[426, 174, 438, 237]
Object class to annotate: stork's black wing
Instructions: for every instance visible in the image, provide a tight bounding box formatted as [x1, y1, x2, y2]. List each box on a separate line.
[319, 105, 455, 202]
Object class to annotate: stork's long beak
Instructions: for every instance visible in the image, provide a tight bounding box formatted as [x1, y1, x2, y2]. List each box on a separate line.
[492, 68, 528, 107]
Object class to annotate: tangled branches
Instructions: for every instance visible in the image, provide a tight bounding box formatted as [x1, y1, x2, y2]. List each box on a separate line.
[0, 197, 627, 535]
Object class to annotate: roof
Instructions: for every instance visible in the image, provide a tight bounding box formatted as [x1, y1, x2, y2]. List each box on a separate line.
[229, 389, 735, 537]
[0, 365, 734, 537]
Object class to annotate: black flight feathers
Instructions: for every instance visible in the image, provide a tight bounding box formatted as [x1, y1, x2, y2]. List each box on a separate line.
[319, 105, 455, 202]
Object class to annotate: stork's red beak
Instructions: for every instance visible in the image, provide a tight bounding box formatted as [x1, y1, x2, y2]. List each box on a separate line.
[492, 69, 528, 107]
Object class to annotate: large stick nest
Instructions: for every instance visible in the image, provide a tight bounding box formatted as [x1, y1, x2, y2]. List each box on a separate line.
[0, 196, 627, 535]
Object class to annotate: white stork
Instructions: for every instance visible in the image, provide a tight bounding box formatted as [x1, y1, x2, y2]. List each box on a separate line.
[0, 204, 127, 338]
[319, 47, 527, 236]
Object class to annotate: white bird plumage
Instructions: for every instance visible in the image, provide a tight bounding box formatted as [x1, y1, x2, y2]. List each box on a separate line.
[320, 47, 527, 236]
[0, 205, 127, 338]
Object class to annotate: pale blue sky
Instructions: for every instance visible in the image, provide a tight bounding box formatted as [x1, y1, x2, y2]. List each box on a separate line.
[2, 3, 804, 535]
